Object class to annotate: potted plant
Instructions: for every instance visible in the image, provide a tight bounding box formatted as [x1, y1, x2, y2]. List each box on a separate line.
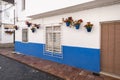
[62, 17, 73, 27]
[5, 31, 14, 35]
[74, 19, 83, 29]
[14, 25, 19, 30]
[4, 27, 9, 29]
[84, 22, 93, 32]
[31, 27, 36, 33]
[34, 24, 40, 29]
[25, 21, 32, 27]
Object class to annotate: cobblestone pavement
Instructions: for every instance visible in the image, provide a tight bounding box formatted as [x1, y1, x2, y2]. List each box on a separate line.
[0, 55, 64, 80]
[0, 48, 119, 80]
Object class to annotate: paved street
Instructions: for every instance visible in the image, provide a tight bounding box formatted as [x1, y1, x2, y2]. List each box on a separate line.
[0, 55, 64, 80]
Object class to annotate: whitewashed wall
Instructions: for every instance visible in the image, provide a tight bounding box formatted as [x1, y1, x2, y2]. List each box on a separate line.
[1, 3, 14, 24]
[25, 0, 94, 16]
[14, 0, 26, 21]
[15, 4, 120, 49]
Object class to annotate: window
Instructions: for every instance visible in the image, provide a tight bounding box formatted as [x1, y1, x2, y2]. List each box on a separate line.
[45, 26, 61, 53]
[22, 29, 28, 42]
[22, 0, 25, 10]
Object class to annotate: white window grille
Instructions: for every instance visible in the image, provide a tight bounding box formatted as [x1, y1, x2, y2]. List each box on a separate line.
[45, 26, 61, 54]
[22, 29, 28, 42]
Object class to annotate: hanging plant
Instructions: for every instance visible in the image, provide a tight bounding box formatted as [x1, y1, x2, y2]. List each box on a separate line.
[4, 27, 9, 29]
[84, 22, 93, 32]
[25, 21, 32, 27]
[31, 27, 36, 33]
[73, 19, 83, 29]
[62, 17, 73, 27]
[34, 24, 40, 29]
[5, 31, 14, 35]
[14, 25, 19, 30]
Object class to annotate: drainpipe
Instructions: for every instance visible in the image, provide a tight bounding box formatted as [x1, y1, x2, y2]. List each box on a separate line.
[13, 2, 15, 51]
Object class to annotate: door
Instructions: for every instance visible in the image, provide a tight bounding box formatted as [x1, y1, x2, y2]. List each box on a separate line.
[101, 22, 120, 76]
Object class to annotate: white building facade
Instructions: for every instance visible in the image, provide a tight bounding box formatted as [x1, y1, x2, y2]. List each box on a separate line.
[0, 0, 14, 44]
[14, 0, 120, 75]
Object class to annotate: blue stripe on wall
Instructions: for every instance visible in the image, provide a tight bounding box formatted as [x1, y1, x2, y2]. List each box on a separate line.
[15, 41, 100, 73]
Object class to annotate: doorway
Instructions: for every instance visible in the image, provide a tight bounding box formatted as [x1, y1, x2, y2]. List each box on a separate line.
[101, 21, 120, 76]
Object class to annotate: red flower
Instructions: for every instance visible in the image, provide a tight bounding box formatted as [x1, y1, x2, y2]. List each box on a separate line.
[62, 17, 73, 23]
[34, 24, 40, 29]
[74, 19, 83, 25]
[25, 21, 32, 27]
[84, 22, 93, 28]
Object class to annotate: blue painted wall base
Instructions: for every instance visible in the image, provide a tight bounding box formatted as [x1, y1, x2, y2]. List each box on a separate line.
[15, 41, 100, 73]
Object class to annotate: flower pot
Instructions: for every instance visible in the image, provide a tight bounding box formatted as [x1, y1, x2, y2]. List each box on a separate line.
[86, 27, 92, 32]
[4, 28, 9, 29]
[15, 27, 18, 30]
[36, 26, 39, 29]
[75, 24, 80, 29]
[5, 31, 13, 35]
[31, 28, 36, 33]
[32, 29, 35, 33]
[27, 24, 31, 27]
[66, 22, 70, 26]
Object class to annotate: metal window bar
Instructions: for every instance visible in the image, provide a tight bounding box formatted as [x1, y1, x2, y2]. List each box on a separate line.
[45, 26, 61, 55]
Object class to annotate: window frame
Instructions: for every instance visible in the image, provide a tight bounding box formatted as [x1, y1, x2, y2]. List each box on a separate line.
[44, 25, 62, 58]
[22, 29, 28, 42]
